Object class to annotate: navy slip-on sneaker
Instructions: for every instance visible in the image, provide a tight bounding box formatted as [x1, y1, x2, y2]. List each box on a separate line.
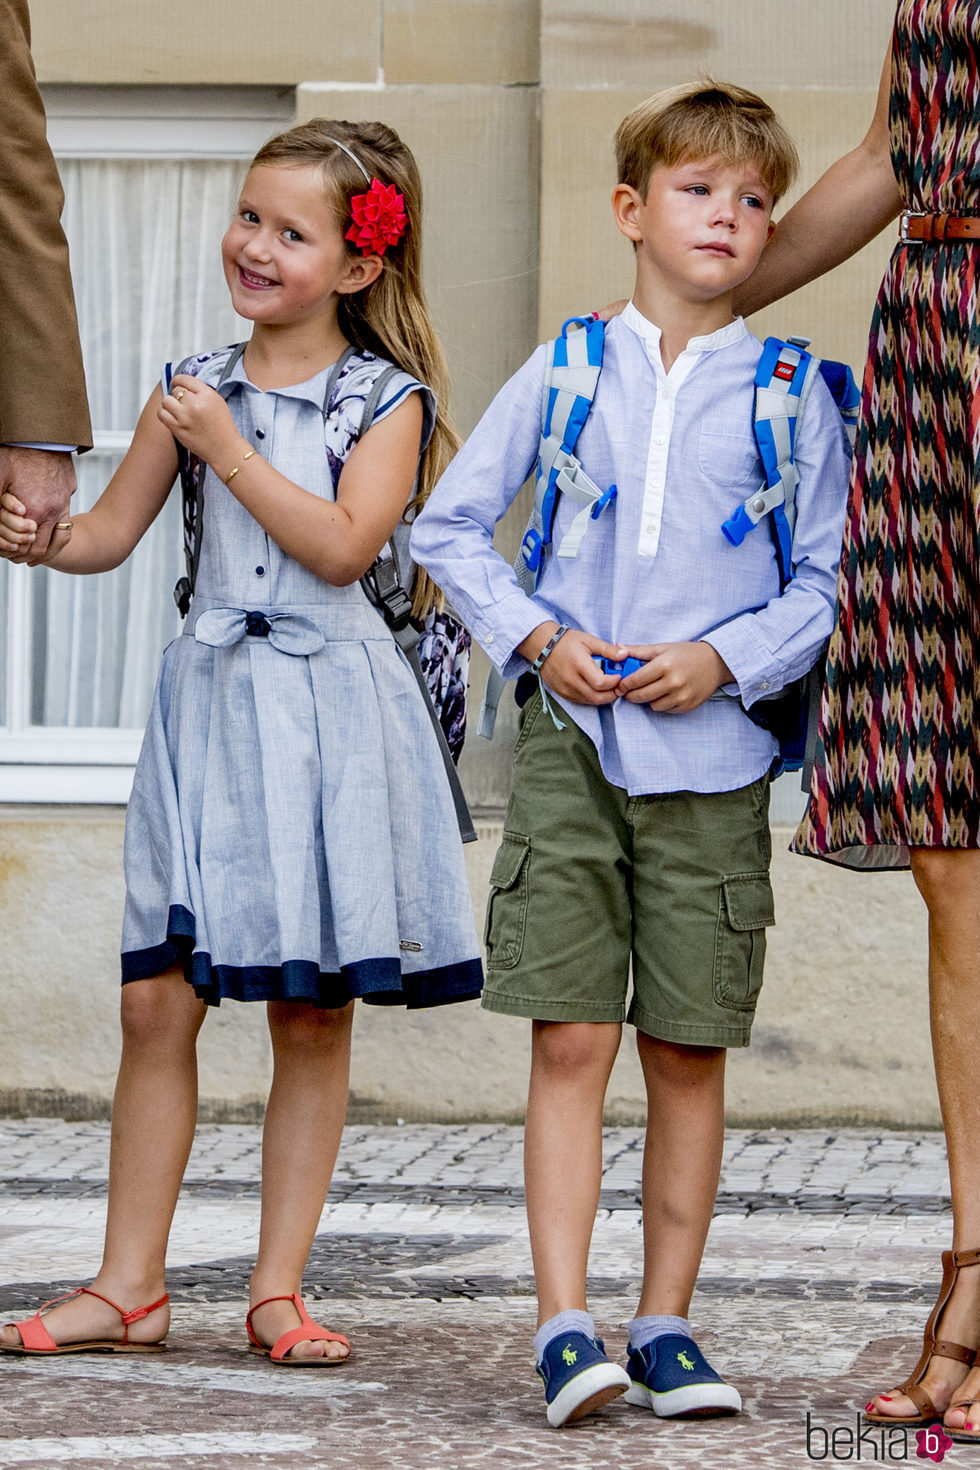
[624, 1334, 742, 1418]
[536, 1331, 631, 1428]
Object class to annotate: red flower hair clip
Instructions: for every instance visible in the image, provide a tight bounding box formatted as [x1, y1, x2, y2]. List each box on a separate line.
[345, 179, 408, 257]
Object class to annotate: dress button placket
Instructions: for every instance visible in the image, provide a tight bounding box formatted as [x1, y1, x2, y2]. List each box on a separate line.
[251, 410, 270, 583]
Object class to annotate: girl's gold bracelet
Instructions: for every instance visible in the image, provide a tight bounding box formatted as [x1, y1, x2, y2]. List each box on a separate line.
[224, 449, 256, 485]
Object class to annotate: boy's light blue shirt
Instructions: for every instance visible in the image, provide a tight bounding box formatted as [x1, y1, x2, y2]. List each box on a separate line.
[411, 303, 851, 796]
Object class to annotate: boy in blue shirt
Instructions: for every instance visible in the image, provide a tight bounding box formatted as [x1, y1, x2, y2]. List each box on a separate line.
[412, 81, 849, 1430]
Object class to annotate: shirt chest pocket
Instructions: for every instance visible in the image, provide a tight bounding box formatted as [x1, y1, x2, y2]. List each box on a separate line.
[696, 418, 761, 489]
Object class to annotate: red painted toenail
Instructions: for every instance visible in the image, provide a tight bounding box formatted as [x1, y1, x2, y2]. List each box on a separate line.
[866, 1403, 875, 1412]
[880, 1395, 892, 1401]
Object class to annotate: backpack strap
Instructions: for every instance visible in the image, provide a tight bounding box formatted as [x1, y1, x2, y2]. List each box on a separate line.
[721, 334, 860, 596]
[319, 346, 358, 422]
[721, 335, 815, 592]
[479, 315, 610, 739]
[518, 315, 610, 590]
[171, 343, 247, 616]
[726, 334, 859, 784]
[815, 355, 861, 452]
[344, 364, 477, 845]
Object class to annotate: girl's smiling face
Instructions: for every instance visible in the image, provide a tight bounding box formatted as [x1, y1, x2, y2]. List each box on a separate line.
[222, 163, 376, 329]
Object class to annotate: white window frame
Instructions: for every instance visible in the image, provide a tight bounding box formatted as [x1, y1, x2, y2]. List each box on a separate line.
[0, 87, 293, 804]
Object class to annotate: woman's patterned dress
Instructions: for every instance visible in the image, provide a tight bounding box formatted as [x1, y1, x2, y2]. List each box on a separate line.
[793, 0, 980, 868]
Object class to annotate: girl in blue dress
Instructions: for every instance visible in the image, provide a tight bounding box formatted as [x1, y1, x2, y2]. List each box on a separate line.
[0, 119, 482, 1365]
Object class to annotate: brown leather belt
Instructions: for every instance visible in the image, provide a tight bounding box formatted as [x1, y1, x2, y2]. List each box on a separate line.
[900, 210, 980, 242]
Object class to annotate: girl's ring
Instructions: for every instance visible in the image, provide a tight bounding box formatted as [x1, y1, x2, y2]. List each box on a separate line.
[174, 388, 186, 402]
[55, 521, 73, 531]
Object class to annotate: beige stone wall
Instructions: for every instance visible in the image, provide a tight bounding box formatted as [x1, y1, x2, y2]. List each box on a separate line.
[29, 0, 538, 87]
[538, 0, 898, 369]
[29, 1, 382, 86]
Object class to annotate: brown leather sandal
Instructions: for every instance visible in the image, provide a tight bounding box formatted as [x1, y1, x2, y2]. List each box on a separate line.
[863, 1247, 980, 1426]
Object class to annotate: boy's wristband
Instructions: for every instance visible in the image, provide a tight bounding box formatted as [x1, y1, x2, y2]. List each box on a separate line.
[531, 623, 570, 673]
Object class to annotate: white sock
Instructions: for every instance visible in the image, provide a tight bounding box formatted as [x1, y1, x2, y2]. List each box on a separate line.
[534, 1310, 596, 1362]
[628, 1313, 692, 1352]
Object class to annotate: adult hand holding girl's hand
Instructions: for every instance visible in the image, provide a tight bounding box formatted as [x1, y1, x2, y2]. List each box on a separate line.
[517, 623, 627, 705]
[0, 490, 72, 563]
[618, 641, 733, 712]
[158, 374, 240, 464]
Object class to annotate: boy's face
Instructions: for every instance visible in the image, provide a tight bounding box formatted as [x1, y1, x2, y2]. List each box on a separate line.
[614, 155, 775, 305]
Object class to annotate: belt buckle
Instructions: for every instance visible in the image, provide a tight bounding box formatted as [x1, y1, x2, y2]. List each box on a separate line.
[900, 209, 927, 243]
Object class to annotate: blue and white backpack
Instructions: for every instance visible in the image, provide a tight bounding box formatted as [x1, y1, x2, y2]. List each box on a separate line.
[479, 316, 859, 784]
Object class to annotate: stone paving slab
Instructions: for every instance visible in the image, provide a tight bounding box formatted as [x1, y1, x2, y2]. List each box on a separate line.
[0, 1122, 960, 1469]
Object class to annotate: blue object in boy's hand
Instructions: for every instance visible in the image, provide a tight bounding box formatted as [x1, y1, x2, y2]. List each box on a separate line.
[594, 656, 643, 678]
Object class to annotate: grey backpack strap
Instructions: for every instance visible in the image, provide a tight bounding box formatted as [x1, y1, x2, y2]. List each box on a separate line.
[390, 615, 477, 845]
[329, 360, 477, 844]
[172, 342, 247, 616]
[358, 364, 402, 438]
[320, 346, 357, 422]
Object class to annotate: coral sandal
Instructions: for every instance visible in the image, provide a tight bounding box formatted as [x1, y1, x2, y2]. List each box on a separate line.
[864, 1248, 980, 1426]
[0, 1286, 169, 1356]
[246, 1293, 350, 1367]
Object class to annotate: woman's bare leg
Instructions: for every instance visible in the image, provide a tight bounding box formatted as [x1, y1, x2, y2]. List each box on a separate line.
[866, 849, 980, 1424]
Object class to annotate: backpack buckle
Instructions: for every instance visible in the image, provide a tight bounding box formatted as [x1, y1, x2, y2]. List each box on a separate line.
[721, 506, 754, 547]
[521, 528, 544, 572]
[365, 556, 414, 631]
[173, 576, 192, 618]
[378, 584, 414, 630]
[590, 483, 618, 519]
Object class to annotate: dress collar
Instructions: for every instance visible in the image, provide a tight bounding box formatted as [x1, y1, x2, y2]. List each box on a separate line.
[221, 349, 351, 408]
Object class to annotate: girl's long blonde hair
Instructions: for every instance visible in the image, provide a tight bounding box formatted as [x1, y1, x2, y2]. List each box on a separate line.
[251, 118, 458, 617]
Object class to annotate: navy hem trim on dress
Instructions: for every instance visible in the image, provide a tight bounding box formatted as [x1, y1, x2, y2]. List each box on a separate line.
[121, 904, 483, 1009]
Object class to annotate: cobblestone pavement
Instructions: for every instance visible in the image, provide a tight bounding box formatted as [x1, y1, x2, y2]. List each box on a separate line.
[0, 1122, 962, 1469]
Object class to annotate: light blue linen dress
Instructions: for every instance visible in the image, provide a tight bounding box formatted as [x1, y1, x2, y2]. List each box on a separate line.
[121, 344, 483, 1009]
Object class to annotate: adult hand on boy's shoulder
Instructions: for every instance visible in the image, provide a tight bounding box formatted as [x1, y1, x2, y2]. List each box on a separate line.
[593, 299, 629, 323]
[517, 624, 625, 706]
[619, 641, 733, 713]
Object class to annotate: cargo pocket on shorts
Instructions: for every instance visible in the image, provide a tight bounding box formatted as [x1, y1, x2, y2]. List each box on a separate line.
[712, 872, 775, 1010]
[484, 833, 531, 971]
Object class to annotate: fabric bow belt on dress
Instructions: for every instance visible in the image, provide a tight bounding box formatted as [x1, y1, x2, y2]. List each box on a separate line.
[193, 608, 326, 656]
[900, 210, 980, 242]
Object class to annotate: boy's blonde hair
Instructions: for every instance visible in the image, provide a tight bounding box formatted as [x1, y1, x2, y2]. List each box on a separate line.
[251, 118, 459, 617]
[615, 80, 798, 203]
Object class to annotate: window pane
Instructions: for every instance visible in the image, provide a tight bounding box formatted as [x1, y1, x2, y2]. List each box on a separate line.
[29, 449, 183, 727]
[28, 156, 247, 728]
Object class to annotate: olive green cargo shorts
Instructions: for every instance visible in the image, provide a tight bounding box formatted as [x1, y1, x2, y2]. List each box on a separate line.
[482, 692, 774, 1047]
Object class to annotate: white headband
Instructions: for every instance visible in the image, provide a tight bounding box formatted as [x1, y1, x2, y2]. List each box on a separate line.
[324, 136, 372, 185]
